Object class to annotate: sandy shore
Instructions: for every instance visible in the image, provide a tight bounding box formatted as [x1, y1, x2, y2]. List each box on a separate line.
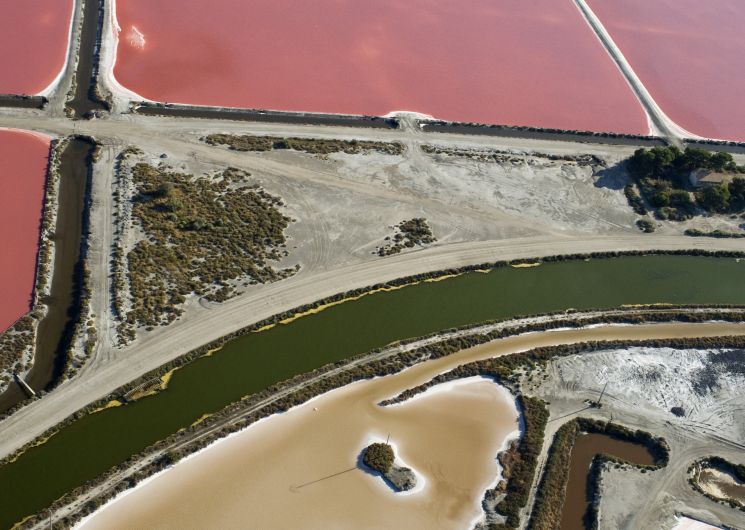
[79, 375, 519, 529]
[102, 0, 149, 104]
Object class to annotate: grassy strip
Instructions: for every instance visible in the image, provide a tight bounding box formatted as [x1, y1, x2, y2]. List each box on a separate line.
[688, 457, 745, 511]
[487, 396, 549, 529]
[527, 419, 668, 530]
[685, 229, 745, 239]
[420, 144, 605, 167]
[203, 133, 404, 155]
[527, 420, 578, 530]
[421, 121, 664, 146]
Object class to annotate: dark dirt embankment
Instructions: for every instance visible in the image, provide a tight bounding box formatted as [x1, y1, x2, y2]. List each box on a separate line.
[135, 103, 397, 128]
[0, 95, 47, 109]
[421, 121, 666, 147]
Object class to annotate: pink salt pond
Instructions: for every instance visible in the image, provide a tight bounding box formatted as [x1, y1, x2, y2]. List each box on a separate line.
[114, 0, 647, 134]
[0, 130, 50, 332]
[588, 0, 745, 142]
[0, 1, 73, 95]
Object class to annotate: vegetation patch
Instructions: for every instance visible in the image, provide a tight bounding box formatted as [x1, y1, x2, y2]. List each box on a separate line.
[362, 443, 395, 474]
[0, 316, 36, 387]
[484, 396, 549, 529]
[627, 146, 745, 219]
[377, 218, 436, 256]
[624, 184, 647, 215]
[684, 228, 745, 239]
[635, 218, 655, 233]
[203, 133, 404, 156]
[421, 145, 605, 168]
[121, 162, 294, 335]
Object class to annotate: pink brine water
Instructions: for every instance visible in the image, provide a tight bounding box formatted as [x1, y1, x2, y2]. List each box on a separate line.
[588, 0, 745, 142]
[0, 131, 50, 332]
[114, 0, 647, 134]
[0, 1, 73, 95]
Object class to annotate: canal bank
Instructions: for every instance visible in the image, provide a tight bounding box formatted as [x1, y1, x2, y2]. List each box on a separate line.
[2, 255, 745, 527]
[68, 0, 108, 118]
[0, 137, 95, 412]
[560, 432, 657, 529]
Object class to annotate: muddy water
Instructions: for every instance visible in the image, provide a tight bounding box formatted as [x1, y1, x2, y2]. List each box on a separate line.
[82, 377, 518, 529]
[587, 0, 745, 142]
[0, 130, 50, 333]
[560, 433, 655, 530]
[69, 0, 108, 117]
[114, 0, 646, 133]
[0, 1, 73, 95]
[0, 138, 94, 412]
[2, 253, 745, 528]
[700, 468, 745, 504]
[29, 139, 93, 391]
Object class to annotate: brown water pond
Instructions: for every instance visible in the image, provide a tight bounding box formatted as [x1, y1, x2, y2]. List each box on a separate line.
[560, 432, 655, 530]
[699, 467, 745, 505]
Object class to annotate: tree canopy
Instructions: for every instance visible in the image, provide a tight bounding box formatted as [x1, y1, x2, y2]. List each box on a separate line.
[363, 443, 395, 474]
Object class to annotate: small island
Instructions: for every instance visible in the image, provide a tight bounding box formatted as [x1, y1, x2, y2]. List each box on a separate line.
[361, 442, 417, 492]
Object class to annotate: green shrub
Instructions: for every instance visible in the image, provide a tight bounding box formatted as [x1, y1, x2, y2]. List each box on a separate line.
[636, 219, 655, 233]
[363, 443, 394, 473]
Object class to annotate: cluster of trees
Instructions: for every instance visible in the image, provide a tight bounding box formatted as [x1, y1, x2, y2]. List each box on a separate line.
[627, 146, 745, 216]
[362, 443, 394, 474]
[697, 176, 745, 213]
[628, 146, 737, 183]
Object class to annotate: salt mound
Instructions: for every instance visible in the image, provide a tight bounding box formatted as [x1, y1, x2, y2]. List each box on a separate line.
[126, 26, 146, 49]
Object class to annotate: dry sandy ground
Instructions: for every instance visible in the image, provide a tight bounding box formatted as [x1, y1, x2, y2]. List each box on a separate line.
[527, 347, 745, 530]
[672, 516, 723, 530]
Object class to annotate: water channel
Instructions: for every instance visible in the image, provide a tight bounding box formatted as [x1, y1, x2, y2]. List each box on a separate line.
[560, 432, 656, 530]
[1, 255, 745, 527]
[68, 0, 108, 118]
[0, 138, 95, 412]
